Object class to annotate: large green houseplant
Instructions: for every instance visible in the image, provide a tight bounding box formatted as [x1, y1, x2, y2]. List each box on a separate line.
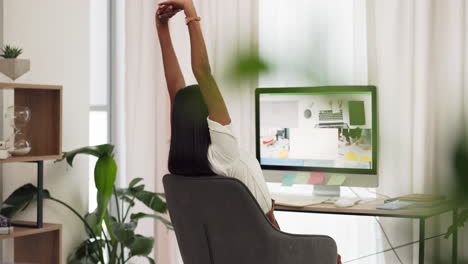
[0, 144, 171, 264]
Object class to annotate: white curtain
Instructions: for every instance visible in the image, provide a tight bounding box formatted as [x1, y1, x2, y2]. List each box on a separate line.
[367, 0, 468, 262]
[124, 0, 257, 263]
[125, 1, 175, 263]
[257, 1, 393, 263]
[259, 0, 368, 87]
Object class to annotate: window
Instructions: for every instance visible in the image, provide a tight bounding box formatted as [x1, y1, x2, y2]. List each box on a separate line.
[89, 0, 111, 211]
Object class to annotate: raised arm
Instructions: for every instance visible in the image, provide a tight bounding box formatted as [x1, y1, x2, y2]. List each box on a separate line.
[156, 5, 185, 104]
[159, 0, 231, 125]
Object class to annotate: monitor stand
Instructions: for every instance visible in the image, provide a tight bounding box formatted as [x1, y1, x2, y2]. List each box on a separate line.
[313, 185, 341, 197]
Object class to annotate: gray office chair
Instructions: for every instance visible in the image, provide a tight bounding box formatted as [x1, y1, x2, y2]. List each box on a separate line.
[163, 174, 338, 264]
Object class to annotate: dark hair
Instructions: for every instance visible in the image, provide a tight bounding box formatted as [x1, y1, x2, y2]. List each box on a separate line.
[168, 85, 215, 176]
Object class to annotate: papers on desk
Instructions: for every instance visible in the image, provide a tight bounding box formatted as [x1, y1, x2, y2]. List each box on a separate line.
[271, 193, 329, 208]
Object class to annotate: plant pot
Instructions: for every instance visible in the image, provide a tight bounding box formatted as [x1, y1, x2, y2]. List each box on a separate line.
[0, 58, 30, 80]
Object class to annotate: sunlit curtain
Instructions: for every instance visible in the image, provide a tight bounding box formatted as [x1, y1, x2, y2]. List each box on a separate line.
[258, 0, 389, 263]
[124, 0, 176, 263]
[367, 0, 468, 262]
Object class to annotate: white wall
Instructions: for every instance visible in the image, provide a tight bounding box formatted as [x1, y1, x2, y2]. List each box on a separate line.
[1, 0, 90, 263]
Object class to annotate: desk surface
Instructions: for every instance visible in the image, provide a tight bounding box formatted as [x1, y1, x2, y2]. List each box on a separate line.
[275, 199, 455, 219]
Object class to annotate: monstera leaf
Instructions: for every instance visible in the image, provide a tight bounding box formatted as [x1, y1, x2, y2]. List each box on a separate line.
[0, 184, 50, 218]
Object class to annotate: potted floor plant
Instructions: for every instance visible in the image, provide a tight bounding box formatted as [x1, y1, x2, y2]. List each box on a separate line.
[0, 144, 171, 264]
[0, 45, 30, 80]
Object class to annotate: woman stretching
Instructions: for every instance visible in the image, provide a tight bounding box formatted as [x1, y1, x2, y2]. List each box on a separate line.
[155, 0, 280, 229]
[156, 2, 342, 263]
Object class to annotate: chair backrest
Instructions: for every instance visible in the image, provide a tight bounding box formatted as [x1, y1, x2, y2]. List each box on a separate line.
[163, 174, 279, 264]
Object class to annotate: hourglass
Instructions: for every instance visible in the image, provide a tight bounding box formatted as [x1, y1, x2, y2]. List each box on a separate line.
[5, 105, 31, 156]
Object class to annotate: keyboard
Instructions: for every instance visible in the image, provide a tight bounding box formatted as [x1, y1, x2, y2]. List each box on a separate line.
[376, 200, 413, 210]
[319, 110, 344, 122]
[315, 122, 349, 128]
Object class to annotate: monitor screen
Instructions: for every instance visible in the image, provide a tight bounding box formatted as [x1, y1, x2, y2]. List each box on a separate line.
[256, 86, 377, 174]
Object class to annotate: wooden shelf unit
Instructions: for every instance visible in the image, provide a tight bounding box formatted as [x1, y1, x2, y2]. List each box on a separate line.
[0, 222, 62, 264]
[0, 83, 63, 263]
[0, 82, 62, 162]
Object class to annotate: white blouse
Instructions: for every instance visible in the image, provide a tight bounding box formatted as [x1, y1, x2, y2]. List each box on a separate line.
[206, 118, 272, 214]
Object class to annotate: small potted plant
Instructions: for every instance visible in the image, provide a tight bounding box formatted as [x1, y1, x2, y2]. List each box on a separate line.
[0, 45, 30, 80]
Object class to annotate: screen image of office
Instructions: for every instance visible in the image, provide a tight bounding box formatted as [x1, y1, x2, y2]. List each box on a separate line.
[259, 91, 373, 170]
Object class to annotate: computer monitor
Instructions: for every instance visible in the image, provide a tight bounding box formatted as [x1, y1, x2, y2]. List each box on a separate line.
[255, 86, 378, 195]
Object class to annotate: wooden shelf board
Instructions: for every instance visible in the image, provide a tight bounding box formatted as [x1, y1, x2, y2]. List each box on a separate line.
[0, 82, 62, 90]
[0, 155, 63, 163]
[0, 222, 62, 240]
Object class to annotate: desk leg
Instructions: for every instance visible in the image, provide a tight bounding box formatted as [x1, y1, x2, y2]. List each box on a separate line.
[419, 218, 425, 264]
[452, 208, 458, 264]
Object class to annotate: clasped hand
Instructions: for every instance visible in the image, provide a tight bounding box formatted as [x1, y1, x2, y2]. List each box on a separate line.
[156, 0, 189, 25]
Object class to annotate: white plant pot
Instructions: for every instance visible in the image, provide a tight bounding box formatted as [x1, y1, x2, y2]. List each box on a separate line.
[0, 58, 31, 80]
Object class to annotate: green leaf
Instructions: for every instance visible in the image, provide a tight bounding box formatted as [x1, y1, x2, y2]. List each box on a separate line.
[0, 206, 24, 219]
[128, 235, 154, 257]
[229, 51, 270, 81]
[60, 144, 114, 167]
[94, 155, 117, 231]
[84, 211, 101, 236]
[121, 195, 136, 207]
[104, 213, 118, 243]
[4, 184, 37, 206]
[110, 218, 137, 246]
[67, 238, 105, 264]
[130, 213, 173, 230]
[129, 178, 144, 188]
[130, 184, 145, 194]
[146, 256, 156, 264]
[0, 184, 51, 218]
[453, 142, 468, 204]
[135, 190, 167, 213]
[94, 155, 117, 198]
[1, 45, 23, 59]
[445, 209, 468, 238]
[117, 185, 145, 198]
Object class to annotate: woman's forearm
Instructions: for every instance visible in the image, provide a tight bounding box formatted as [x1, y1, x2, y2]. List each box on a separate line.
[157, 23, 185, 102]
[183, 2, 231, 125]
[184, 4, 211, 77]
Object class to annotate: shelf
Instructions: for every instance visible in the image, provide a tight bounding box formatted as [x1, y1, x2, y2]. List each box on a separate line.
[0, 83, 63, 159]
[0, 83, 63, 264]
[0, 82, 62, 90]
[0, 155, 62, 163]
[0, 222, 61, 240]
[0, 222, 62, 264]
